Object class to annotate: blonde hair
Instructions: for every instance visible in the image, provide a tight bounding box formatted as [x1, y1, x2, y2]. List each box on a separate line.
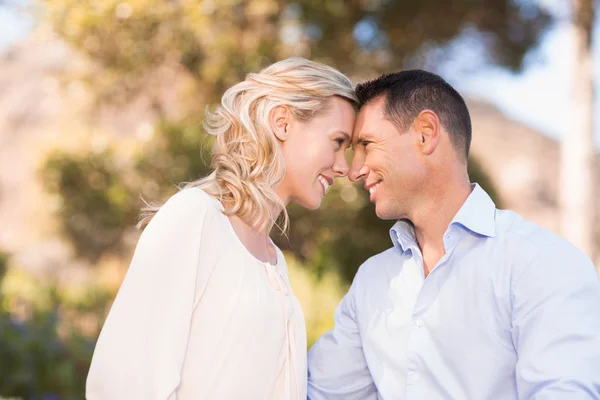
[139, 57, 357, 232]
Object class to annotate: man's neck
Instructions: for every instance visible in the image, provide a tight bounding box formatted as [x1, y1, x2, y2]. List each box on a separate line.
[411, 179, 472, 277]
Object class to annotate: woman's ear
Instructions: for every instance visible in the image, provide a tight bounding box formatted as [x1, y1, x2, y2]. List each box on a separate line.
[270, 105, 290, 141]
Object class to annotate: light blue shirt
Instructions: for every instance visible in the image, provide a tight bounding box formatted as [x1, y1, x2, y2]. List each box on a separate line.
[308, 184, 600, 399]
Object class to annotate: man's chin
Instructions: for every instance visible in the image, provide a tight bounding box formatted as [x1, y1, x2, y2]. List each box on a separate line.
[374, 202, 397, 220]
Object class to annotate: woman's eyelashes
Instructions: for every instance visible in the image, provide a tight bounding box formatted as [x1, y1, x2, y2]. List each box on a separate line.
[334, 137, 349, 150]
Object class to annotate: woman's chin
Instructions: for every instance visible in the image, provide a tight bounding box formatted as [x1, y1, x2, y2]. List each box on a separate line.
[293, 193, 322, 210]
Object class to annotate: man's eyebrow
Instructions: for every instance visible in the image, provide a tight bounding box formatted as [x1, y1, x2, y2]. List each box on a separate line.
[353, 131, 374, 146]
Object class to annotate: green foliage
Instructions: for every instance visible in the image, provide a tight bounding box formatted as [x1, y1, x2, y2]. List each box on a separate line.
[0, 252, 7, 284]
[45, 0, 551, 85]
[42, 121, 213, 262]
[0, 264, 110, 399]
[285, 253, 348, 347]
[44, 0, 288, 108]
[43, 149, 140, 262]
[0, 303, 91, 399]
[133, 120, 213, 195]
[297, 0, 552, 72]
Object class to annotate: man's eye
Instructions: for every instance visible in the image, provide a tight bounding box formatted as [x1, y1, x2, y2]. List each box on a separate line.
[335, 138, 345, 148]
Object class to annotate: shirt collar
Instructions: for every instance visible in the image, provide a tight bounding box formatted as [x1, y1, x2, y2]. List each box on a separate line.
[389, 219, 417, 253]
[389, 183, 496, 253]
[450, 183, 496, 238]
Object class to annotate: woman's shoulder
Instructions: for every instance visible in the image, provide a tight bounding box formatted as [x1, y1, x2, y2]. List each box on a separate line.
[162, 187, 221, 214]
[148, 187, 224, 230]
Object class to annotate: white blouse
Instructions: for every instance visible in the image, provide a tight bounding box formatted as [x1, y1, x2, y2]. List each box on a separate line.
[86, 188, 307, 400]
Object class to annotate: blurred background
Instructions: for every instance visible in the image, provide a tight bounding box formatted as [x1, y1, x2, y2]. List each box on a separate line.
[0, 0, 598, 398]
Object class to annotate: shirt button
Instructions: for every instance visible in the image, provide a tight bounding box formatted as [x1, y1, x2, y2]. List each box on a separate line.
[411, 373, 420, 383]
[415, 319, 423, 327]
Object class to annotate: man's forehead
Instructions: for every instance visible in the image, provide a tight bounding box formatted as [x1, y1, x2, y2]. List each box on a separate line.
[361, 96, 386, 113]
[358, 98, 387, 122]
[352, 100, 386, 141]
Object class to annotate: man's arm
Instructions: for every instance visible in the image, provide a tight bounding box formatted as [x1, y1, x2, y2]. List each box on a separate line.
[512, 241, 600, 399]
[307, 271, 378, 400]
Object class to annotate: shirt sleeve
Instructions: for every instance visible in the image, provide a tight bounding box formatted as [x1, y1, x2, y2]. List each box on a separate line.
[86, 188, 219, 400]
[512, 241, 600, 399]
[307, 268, 378, 400]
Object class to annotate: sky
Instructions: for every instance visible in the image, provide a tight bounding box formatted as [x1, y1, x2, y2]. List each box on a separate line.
[0, 3, 33, 49]
[0, 1, 598, 148]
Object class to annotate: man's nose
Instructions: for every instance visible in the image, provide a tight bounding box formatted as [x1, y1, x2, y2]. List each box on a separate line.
[349, 156, 368, 182]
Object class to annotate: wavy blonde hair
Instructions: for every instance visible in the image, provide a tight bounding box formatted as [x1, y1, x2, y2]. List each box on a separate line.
[139, 57, 357, 232]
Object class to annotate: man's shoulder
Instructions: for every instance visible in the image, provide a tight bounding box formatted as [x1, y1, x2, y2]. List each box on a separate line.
[494, 208, 592, 269]
[496, 208, 571, 250]
[365, 246, 398, 263]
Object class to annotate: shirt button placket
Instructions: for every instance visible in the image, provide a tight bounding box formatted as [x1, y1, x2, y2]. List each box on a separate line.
[407, 372, 420, 385]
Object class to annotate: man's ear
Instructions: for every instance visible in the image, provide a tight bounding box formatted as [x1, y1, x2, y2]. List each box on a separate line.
[413, 110, 440, 155]
[270, 105, 290, 141]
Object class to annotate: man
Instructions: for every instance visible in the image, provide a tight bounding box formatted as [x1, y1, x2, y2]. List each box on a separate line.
[307, 70, 600, 399]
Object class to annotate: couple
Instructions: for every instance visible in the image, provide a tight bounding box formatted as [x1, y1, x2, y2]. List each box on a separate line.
[86, 58, 600, 399]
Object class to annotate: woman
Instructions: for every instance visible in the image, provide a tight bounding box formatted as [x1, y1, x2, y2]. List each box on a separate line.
[86, 57, 357, 399]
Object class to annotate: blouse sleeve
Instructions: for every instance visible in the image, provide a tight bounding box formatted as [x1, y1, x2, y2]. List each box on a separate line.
[86, 188, 220, 400]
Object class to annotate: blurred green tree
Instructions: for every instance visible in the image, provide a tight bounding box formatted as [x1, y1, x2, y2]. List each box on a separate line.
[0, 252, 7, 284]
[45, 0, 551, 105]
[42, 0, 545, 281]
[0, 294, 92, 399]
[0, 253, 110, 399]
